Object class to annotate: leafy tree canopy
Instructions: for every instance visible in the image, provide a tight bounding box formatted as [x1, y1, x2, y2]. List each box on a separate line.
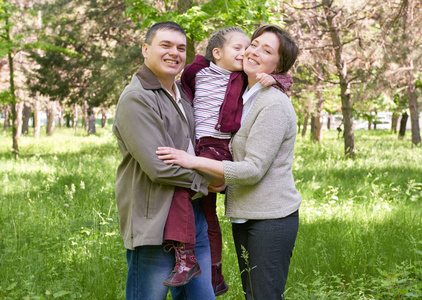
[126, 0, 284, 40]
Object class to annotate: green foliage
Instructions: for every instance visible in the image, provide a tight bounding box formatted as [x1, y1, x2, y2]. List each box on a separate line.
[0, 2, 59, 59]
[24, 41, 80, 57]
[27, 0, 142, 108]
[0, 2, 17, 51]
[0, 128, 420, 299]
[126, 0, 284, 41]
[416, 77, 422, 90]
[0, 90, 12, 105]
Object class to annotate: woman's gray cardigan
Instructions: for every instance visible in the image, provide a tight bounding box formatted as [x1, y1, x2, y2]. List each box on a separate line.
[223, 87, 302, 219]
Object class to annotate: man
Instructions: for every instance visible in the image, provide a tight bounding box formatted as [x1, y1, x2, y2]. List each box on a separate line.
[112, 22, 216, 300]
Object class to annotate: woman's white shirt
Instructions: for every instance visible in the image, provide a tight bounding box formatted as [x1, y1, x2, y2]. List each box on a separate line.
[241, 83, 265, 123]
[231, 82, 265, 224]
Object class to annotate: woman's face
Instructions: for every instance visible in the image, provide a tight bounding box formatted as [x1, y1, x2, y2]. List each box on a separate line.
[243, 31, 280, 86]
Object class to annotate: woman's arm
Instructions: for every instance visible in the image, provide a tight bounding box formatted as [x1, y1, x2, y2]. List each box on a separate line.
[156, 147, 225, 180]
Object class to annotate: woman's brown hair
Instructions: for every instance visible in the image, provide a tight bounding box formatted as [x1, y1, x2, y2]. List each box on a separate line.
[251, 25, 298, 73]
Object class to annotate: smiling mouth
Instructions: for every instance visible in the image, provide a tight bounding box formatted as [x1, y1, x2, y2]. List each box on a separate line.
[247, 58, 259, 65]
[164, 59, 179, 65]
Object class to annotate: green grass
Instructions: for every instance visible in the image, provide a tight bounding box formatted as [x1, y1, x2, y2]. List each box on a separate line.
[0, 127, 421, 299]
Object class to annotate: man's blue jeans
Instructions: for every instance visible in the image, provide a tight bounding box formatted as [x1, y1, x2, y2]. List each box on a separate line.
[126, 202, 215, 300]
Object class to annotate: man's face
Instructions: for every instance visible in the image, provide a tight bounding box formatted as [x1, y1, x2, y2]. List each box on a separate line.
[142, 29, 187, 83]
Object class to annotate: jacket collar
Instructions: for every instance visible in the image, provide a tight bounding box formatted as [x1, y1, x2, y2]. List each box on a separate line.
[135, 64, 163, 90]
[135, 64, 191, 105]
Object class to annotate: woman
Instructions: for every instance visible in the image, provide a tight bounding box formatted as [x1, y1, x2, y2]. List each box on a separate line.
[157, 25, 301, 299]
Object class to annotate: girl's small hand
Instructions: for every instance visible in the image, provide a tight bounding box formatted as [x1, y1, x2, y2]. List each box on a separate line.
[256, 73, 276, 87]
[209, 183, 226, 193]
[156, 147, 196, 169]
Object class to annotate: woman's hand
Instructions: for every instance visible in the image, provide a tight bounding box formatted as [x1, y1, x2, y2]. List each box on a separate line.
[156, 147, 196, 169]
[158, 146, 226, 180]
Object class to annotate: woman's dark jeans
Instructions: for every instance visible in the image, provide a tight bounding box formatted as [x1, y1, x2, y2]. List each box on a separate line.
[232, 211, 299, 299]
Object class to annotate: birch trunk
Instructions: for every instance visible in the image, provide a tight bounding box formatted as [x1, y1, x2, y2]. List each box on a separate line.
[33, 99, 40, 139]
[323, 0, 355, 156]
[46, 101, 56, 136]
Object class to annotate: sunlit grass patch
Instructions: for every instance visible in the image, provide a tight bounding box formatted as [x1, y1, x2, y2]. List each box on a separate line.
[0, 128, 421, 299]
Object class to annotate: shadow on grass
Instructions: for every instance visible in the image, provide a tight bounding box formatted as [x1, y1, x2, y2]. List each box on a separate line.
[292, 212, 421, 281]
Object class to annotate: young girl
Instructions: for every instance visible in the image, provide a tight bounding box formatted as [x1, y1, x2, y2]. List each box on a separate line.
[162, 27, 293, 294]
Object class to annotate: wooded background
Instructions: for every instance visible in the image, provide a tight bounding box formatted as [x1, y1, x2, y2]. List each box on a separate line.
[1, 0, 421, 155]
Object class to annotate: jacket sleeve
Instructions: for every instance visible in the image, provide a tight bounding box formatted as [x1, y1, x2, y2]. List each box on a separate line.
[180, 55, 210, 102]
[114, 89, 211, 195]
[271, 73, 293, 93]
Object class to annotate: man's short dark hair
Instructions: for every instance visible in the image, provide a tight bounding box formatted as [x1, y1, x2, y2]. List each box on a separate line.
[144, 22, 186, 44]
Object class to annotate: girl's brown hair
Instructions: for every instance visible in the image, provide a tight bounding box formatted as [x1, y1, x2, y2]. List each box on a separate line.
[204, 27, 247, 62]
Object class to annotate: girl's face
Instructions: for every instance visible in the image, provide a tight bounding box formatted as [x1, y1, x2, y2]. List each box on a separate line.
[213, 32, 250, 72]
[243, 31, 280, 86]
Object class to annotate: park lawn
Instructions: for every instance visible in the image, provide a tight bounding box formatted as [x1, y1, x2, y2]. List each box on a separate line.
[0, 127, 421, 299]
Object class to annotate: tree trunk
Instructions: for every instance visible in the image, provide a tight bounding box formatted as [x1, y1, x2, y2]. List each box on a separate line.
[22, 103, 31, 134]
[11, 102, 23, 153]
[73, 103, 79, 133]
[311, 65, 324, 142]
[402, 2, 421, 145]
[186, 37, 195, 65]
[3, 105, 10, 134]
[406, 63, 421, 145]
[373, 111, 377, 130]
[177, 0, 195, 64]
[391, 112, 399, 133]
[33, 99, 40, 139]
[6, 12, 19, 153]
[302, 109, 309, 137]
[101, 105, 108, 128]
[65, 114, 71, 127]
[323, 0, 354, 156]
[11, 103, 19, 153]
[101, 113, 108, 128]
[313, 89, 324, 142]
[398, 112, 408, 139]
[83, 101, 89, 132]
[313, 114, 323, 142]
[46, 101, 56, 136]
[310, 116, 316, 140]
[88, 107, 96, 134]
[15, 102, 23, 140]
[57, 103, 64, 129]
[34, 13, 42, 140]
[327, 114, 332, 130]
